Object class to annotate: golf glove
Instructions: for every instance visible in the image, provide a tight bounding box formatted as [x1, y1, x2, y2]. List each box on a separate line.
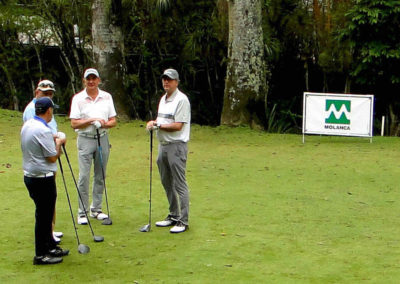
[57, 132, 66, 139]
[92, 120, 102, 129]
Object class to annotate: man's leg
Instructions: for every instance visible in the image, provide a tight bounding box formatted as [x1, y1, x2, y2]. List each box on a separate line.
[77, 136, 94, 216]
[157, 144, 179, 220]
[168, 142, 189, 225]
[25, 176, 57, 256]
[91, 135, 110, 213]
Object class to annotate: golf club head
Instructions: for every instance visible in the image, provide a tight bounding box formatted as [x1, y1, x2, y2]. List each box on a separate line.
[102, 218, 112, 225]
[94, 235, 104, 242]
[139, 224, 151, 232]
[78, 244, 90, 254]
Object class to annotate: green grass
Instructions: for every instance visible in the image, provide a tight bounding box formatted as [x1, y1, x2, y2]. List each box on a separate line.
[1, 108, 400, 283]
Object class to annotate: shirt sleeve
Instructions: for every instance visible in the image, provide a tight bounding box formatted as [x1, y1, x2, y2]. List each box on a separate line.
[36, 131, 57, 158]
[48, 117, 58, 134]
[174, 98, 191, 123]
[108, 95, 117, 118]
[69, 95, 80, 119]
[23, 104, 35, 122]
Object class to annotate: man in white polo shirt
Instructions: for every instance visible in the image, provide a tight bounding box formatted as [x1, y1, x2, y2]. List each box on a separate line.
[69, 68, 117, 225]
[146, 68, 191, 233]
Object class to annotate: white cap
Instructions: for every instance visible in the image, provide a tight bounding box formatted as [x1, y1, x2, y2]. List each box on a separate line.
[84, 68, 100, 78]
[37, 80, 55, 92]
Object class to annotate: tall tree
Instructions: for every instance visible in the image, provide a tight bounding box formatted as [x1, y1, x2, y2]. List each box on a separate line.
[221, 0, 267, 129]
[91, 0, 128, 118]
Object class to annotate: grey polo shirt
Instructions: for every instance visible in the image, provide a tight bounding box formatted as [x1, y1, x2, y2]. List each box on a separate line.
[21, 118, 57, 175]
[156, 89, 191, 143]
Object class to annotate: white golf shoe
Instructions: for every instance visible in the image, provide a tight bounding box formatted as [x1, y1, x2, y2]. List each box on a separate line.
[90, 211, 108, 220]
[155, 217, 177, 227]
[53, 231, 63, 238]
[53, 235, 61, 243]
[170, 221, 188, 233]
[77, 216, 88, 225]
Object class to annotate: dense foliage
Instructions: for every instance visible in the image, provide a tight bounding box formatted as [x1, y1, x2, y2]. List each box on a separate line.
[1, 0, 399, 133]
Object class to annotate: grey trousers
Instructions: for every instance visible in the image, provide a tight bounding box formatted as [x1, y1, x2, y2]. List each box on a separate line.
[156, 142, 189, 225]
[77, 134, 110, 216]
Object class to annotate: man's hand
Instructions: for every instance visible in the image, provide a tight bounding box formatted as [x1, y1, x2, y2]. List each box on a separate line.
[92, 120, 102, 129]
[57, 131, 66, 139]
[55, 136, 66, 146]
[146, 120, 159, 131]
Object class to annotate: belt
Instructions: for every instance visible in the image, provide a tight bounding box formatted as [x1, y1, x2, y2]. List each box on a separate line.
[24, 171, 54, 178]
[160, 141, 184, 146]
[79, 132, 106, 139]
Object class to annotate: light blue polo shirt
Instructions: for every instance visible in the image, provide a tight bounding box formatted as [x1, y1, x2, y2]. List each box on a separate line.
[23, 98, 58, 134]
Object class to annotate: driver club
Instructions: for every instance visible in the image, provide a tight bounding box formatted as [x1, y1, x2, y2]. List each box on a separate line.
[140, 129, 153, 232]
[58, 158, 90, 254]
[96, 129, 112, 225]
[62, 144, 105, 242]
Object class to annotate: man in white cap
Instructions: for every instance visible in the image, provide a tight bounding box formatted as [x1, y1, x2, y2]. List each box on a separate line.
[69, 68, 117, 225]
[22, 79, 63, 243]
[23, 80, 58, 134]
[146, 68, 191, 233]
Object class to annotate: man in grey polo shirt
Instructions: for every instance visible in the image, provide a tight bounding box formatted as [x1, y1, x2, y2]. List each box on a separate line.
[146, 68, 191, 233]
[22, 79, 63, 243]
[21, 97, 69, 265]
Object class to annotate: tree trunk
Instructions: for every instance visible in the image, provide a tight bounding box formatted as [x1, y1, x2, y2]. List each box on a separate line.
[220, 0, 267, 129]
[1, 65, 19, 111]
[91, 0, 128, 119]
[389, 104, 400, 136]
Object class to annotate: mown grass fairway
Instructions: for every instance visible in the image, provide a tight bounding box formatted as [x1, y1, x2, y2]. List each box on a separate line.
[1, 108, 400, 283]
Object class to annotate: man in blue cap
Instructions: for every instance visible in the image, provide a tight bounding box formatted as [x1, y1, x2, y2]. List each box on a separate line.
[21, 97, 69, 265]
[22, 79, 64, 243]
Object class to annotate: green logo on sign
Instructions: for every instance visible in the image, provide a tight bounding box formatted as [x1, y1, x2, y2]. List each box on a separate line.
[325, 100, 351, 124]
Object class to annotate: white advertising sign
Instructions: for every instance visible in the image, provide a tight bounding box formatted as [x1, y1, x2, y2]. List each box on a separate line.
[303, 92, 374, 138]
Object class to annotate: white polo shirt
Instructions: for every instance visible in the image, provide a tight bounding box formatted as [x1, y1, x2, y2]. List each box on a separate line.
[156, 89, 191, 143]
[69, 88, 117, 135]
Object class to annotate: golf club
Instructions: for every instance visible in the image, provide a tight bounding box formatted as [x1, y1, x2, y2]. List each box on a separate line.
[58, 158, 90, 254]
[140, 129, 153, 232]
[62, 144, 105, 242]
[95, 129, 112, 225]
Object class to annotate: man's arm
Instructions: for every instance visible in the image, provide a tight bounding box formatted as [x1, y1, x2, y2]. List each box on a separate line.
[159, 122, 184, 132]
[104, 116, 117, 129]
[146, 120, 184, 132]
[71, 118, 98, 129]
[45, 138, 66, 163]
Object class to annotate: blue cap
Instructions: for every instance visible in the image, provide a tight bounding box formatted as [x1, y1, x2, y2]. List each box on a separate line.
[35, 97, 58, 112]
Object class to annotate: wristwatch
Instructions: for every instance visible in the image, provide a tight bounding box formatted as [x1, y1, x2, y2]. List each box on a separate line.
[156, 122, 162, 130]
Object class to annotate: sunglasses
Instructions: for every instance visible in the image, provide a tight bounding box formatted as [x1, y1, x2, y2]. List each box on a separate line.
[38, 82, 55, 88]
